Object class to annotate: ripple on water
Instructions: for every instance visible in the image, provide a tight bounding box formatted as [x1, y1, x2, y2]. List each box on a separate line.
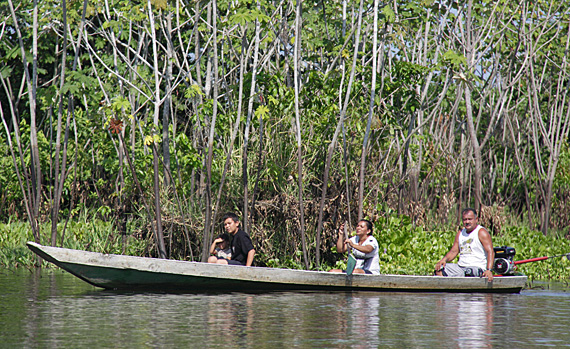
[1, 270, 570, 347]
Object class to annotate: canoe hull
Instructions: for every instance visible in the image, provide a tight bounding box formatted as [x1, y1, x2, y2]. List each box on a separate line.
[27, 242, 527, 293]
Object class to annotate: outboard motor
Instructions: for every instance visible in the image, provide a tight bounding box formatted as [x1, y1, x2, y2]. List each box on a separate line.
[493, 246, 516, 275]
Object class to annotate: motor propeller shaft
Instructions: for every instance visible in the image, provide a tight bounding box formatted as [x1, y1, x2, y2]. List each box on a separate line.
[514, 253, 570, 265]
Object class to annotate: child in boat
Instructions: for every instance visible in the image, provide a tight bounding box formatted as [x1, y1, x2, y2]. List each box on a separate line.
[209, 233, 232, 260]
[208, 212, 255, 266]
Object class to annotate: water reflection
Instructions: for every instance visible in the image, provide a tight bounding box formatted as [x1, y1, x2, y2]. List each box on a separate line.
[205, 294, 256, 347]
[347, 294, 380, 348]
[1, 270, 570, 347]
[435, 295, 494, 349]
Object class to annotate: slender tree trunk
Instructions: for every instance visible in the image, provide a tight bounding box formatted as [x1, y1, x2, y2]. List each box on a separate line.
[148, 0, 167, 258]
[358, 0, 379, 221]
[202, 0, 220, 261]
[242, 17, 261, 232]
[463, 0, 482, 211]
[117, 133, 158, 249]
[50, 0, 70, 246]
[162, 11, 173, 188]
[293, 0, 309, 270]
[315, 0, 364, 267]
[0, 104, 39, 243]
[527, 24, 570, 234]
[464, 86, 483, 211]
[212, 26, 248, 234]
[7, 0, 41, 243]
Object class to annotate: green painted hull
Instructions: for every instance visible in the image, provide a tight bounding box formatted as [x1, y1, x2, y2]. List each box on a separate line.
[27, 242, 527, 293]
[53, 262, 367, 292]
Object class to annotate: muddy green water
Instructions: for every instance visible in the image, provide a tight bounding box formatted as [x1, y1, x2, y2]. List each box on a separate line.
[1, 269, 569, 348]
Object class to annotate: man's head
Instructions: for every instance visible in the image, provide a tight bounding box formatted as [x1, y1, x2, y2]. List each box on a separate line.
[461, 208, 478, 233]
[222, 212, 240, 235]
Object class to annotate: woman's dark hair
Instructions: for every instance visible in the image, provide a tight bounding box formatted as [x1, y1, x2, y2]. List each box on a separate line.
[360, 219, 373, 235]
[217, 233, 230, 243]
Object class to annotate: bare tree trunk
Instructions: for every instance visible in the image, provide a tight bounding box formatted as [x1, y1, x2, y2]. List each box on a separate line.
[162, 11, 174, 188]
[212, 26, 248, 234]
[528, 26, 570, 234]
[117, 134, 158, 249]
[242, 15, 261, 232]
[202, 0, 220, 261]
[0, 104, 39, 242]
[358, 0, 379, 221]
[50, 0, 70, 246]
[464, 85, 483, 211]
[462, 0, 482, 211]
[147, 0, 167, 258]
[315, 0, 364, 267]
[7, 0, 41, 243]
[152, 145, 166, 257]
[293, 0, 309, 270]
[506, 113, 533, 226]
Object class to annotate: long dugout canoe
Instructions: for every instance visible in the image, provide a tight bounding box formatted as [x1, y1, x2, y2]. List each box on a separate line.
[27, 242, 527, 293]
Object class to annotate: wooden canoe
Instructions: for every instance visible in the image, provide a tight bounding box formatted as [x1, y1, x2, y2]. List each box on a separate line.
[27, 242, 527, 293]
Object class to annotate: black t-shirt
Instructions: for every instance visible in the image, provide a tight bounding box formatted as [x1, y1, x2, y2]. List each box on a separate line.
[231, 229, 254, 264]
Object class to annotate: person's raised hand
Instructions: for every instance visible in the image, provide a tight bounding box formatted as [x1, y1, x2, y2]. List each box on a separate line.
[338, 223, 345, 237]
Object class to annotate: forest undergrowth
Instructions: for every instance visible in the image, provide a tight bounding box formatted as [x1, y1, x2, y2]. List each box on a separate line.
[2, 208, 568, 282]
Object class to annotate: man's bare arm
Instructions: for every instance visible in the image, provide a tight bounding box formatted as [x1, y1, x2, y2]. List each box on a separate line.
[246, 249, 255, 267]
[479, 228, 495, 281]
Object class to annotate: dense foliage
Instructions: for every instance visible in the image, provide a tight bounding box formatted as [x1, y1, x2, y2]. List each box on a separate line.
[1, 0, 569, 272]
[2, 215, 569, 281]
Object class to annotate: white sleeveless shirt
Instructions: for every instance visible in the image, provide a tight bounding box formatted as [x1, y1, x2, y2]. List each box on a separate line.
[458, 225, 488, 270]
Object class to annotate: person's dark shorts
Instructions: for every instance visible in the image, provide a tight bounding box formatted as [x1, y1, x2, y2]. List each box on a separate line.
[440, 263, 483, 277]
[227, 259, 245, 266]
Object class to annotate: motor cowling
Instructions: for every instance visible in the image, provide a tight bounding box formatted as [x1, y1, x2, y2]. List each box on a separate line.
[493, 246, 516, 275]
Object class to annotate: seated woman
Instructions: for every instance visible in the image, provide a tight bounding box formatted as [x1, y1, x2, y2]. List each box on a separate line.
[329, 219, 380, 275]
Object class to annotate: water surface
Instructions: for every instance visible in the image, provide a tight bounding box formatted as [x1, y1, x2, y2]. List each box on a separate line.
[1, 269, 569, 348]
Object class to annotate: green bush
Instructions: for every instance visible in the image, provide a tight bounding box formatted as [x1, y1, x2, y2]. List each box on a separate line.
[0, 219, 146, 268]
[0, 221, 37, 268]
[2, 213, 569, 281]
[374, 214, 453, 276]
[494, 226, 570, 281]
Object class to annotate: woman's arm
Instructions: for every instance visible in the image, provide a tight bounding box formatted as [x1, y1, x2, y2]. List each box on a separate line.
[336, 225, 348, 253]
[346, 240, 373, 254]
[209, 238, 222, 255]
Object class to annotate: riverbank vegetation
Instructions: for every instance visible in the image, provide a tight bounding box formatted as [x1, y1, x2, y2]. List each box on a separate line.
[2, 212, 569, 280]
[1, 0, 569, 279]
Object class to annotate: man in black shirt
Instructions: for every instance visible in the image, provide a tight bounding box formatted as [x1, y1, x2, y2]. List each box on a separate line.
[207, 213, 255, 266]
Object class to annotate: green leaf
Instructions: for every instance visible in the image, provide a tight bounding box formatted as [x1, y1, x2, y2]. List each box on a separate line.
[0, 66, 13, 79]
[382, 6, 396, 23]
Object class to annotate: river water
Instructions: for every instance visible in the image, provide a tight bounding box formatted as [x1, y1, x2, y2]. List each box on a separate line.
[1, 269, 569, 348]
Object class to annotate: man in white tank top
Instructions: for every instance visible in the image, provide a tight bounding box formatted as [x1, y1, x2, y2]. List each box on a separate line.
[434, 208, 495, 281]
